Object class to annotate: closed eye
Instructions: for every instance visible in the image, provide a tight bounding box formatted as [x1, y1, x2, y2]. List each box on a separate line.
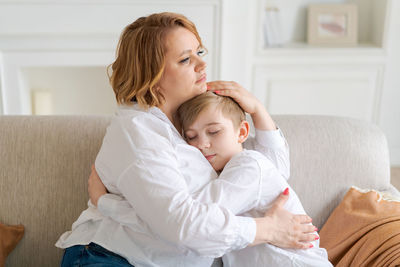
[179, 57, 190, 64]
[185, 135, 197, 141]
[208, 130, 219, 135]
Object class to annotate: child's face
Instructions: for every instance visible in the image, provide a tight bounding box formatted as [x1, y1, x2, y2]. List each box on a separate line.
[184, 105, 248, 172]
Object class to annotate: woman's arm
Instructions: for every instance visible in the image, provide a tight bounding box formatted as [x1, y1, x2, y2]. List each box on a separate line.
[89, 159, 316, 249]
[95, 116, 256, 257]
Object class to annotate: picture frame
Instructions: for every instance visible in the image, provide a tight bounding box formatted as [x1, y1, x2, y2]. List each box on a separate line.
[307, 4, 358, 46]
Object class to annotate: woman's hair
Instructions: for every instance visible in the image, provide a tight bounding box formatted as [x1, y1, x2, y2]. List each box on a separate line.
[108, 12, 203, 108]
[177, 92, 246, 133]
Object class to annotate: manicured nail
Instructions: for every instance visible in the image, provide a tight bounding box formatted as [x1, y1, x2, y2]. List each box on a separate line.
[283, 187, 289, 195]
[314, 227, 318, 232]
[207, 84, 210, 89]
[214, 90, 221, 94]
[309, 244, 314, 248]
[315, 236, 319, 240]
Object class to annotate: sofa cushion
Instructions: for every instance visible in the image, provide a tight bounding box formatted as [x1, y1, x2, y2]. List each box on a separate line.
[0, 223, 24, 266]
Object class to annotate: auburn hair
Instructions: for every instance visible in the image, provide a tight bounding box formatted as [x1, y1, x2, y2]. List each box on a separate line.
[108, 12, 203, 108]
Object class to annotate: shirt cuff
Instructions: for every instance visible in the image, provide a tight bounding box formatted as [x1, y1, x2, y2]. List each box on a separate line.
[233, 216, 257, 250]
[97, 193, 124, 216]
[255, 128, 286, 149]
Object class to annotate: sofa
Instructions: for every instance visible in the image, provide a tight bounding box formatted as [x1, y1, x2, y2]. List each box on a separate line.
[0, 115, 398, 266]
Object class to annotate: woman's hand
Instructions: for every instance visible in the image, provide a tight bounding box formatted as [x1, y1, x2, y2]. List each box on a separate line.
[207, 81, 276, 131]
[88, 165, 108, 207]
[251, 188, 318, 249]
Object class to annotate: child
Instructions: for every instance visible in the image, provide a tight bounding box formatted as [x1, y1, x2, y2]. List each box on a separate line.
[176, 91, 332, 267]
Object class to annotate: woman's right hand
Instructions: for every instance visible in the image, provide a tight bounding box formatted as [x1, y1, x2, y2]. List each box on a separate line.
[88, 165, 108, 207]
[252, 188, 318, 249]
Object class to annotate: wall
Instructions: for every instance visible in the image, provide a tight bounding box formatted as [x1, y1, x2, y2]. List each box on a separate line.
[220, 0, 400, 166]
[0, 0, 399, 165]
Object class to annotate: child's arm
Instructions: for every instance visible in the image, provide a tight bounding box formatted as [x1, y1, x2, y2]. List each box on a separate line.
[193, 153, 263, 214]
[207, 81, 290, 179]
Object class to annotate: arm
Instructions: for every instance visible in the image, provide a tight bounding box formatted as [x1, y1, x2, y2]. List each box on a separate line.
[207, 81, 290, 179]
[90, 153, 316, 250]
[95, 117, 255, 257]
[192, 153, 263, 215]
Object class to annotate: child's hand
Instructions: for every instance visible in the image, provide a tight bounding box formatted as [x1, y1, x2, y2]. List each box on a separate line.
[88, 164, 107, 207]
[207, 81, 276, 130]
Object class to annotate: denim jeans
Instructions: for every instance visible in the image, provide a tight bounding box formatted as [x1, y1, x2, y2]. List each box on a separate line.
[61, 242, 134, 267]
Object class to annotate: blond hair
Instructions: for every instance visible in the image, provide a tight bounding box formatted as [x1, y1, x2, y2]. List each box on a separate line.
[108, 12, 203, 108]
[177, 92, 246, 133]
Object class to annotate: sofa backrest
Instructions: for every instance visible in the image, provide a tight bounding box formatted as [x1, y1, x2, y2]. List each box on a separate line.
[0, 116, 111, 267]
[274, 115, 392, 229]
[0, 115, 393, 266]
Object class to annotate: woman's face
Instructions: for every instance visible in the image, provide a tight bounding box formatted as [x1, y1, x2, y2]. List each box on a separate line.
[158, 27, 207, 113]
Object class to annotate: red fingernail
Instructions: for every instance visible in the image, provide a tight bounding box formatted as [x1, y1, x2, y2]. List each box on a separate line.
[283, 187, 289, 195]
[207, 84, 210, 89]
[309, 244, 314, 248]
[314, 227, 318, 232]
[214, 90, 221, 94]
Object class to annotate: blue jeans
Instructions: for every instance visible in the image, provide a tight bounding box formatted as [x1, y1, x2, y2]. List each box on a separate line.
[61, 242, 134, 267]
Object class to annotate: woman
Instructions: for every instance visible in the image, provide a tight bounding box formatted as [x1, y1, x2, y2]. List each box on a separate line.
[56, 12, 317, 266]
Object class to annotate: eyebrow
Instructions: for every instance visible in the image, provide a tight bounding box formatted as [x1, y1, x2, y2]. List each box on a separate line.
[179, 45, 202, 57]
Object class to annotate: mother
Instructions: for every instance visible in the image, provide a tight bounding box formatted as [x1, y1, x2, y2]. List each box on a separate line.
[56, 12, 317, 266]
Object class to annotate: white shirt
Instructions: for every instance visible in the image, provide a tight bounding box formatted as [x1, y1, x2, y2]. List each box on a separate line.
[203, 150, 332, 267]
[56, 104, 290, 267]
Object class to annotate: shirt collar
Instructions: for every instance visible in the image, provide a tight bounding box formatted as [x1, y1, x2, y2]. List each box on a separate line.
[119, 103, 182, 137]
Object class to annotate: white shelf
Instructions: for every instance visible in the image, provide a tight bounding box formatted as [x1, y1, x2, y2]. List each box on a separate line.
[256, 0, 389, 57]
[253, 42, 386, 65]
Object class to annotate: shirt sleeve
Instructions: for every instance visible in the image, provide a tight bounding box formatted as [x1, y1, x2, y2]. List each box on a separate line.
[192, 153, 263, 215]
[244, 128, 290, 180]
[96, 115, 256, 257]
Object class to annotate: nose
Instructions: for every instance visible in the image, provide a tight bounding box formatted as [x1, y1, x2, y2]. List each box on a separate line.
[197, 135, 210, 150]
[195, 57, 207, 73]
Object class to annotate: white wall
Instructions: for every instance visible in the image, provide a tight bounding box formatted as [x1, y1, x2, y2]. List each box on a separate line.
[378, 0, 400, 166]
[0, 0, 399, 165]
[219, 0, 400, 165]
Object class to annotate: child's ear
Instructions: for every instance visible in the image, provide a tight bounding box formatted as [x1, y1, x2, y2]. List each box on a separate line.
[238, 120, 250, 144]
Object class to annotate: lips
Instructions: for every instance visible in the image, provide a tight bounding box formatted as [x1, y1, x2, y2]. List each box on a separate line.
[196, 74, 207, 84]
[204, 154, 215, 161]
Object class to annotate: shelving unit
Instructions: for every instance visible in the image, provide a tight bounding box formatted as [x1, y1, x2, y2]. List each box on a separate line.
[249, 0, 392, 124]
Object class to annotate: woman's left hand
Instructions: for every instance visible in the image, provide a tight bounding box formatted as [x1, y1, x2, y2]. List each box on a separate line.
[88, 164, 108, 207]
[207, 81, 261, 115]
[207, 81, 276, 131]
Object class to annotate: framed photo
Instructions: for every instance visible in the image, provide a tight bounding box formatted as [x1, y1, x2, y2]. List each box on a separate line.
[307, 4, 358, 46]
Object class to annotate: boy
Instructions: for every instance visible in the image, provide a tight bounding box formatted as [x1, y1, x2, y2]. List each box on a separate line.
[176, 91, 332, 267]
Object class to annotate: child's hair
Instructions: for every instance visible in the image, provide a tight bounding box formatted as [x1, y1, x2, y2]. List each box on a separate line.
[177, 91, 246, 133]
[108, 12, 204, 108]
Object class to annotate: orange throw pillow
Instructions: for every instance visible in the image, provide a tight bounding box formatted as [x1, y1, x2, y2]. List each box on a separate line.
[319, 187, 400, 267]
[0, 222, 24, 267]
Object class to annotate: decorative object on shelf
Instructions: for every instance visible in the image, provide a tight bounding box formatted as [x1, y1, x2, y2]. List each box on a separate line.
[263, 6, 284, 47]
[307, 4, 358, 46]
[31, 90, 53, 115]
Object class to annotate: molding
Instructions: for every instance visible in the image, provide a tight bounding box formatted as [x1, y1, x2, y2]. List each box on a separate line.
[252, 64, 384, 123]
[0, 34, 119, 52]
[0, 0, 220, 4]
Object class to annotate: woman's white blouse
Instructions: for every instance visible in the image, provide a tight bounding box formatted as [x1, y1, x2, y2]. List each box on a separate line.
[56, 104, 289, 267]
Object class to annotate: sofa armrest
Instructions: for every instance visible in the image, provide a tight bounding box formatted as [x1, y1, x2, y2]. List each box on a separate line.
[273, 115, 392, 229]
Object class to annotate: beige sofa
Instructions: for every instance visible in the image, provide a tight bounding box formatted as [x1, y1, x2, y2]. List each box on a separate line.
[0, 115, 398, 266]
